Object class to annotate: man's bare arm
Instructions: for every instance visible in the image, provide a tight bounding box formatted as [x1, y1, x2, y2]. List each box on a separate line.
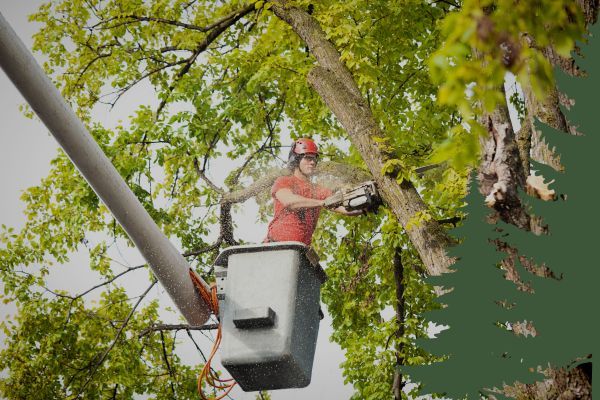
[274, 188, 325, 209]
[332, 206, 364, 216]
[275, 189, 365, 216]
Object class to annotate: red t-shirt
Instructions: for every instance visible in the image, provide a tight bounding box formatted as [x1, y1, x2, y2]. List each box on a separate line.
[265, 175, 332, 245]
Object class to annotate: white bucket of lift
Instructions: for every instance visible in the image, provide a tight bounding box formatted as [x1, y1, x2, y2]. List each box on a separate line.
[213, 241, 326, 392]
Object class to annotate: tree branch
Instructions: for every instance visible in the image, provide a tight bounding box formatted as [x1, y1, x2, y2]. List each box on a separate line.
[392, 248, 406, 400]
[159, 330, 176, 396]
[73, 264, 148, 301]
[183, 242, 223, 257]
[155, 4, 256, 115]
[139, 323, 219, 337]
[94, 5, 257, 33]
[269, 2, 453, 275]
[220, 167, 287, 204]
[193, 157, 223, 194]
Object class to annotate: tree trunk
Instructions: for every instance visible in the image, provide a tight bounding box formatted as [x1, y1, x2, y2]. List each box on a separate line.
[478, 97, 529, 230]
[270, 1, 452, 276]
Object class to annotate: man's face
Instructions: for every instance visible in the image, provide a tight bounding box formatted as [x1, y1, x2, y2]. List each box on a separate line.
[298, 153, 318, 176]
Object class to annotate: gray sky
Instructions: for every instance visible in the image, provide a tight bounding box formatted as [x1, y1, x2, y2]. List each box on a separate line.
[0, 1, 353, 399]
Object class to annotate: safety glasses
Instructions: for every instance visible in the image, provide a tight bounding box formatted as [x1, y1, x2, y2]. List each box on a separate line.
[302, 154, 319, 163]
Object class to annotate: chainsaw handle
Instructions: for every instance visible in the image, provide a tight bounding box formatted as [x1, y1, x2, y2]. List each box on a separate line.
[323, 192, 344, 209]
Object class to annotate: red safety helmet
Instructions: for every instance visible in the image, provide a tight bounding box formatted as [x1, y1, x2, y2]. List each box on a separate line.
[288, 138, 319, 169]
[292, 138, 319, 155]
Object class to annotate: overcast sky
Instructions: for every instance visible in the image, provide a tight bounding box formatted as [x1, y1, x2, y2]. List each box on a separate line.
[0, 2, 354, 399]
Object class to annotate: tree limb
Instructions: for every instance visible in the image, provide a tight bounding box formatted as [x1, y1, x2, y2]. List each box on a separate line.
[155, 3, 256, 115]
[139, 323, 219, 337]
[93, 5, 257, 33]
[193, 157, 223, 194]
[477, 97, 530, 230]
[269, 2, 453, 275]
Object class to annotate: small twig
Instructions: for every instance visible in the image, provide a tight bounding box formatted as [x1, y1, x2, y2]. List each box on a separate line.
[186, 329, 209, 362]
[160, 330, 177, 396]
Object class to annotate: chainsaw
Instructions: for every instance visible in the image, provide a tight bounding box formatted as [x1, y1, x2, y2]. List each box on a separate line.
[323, 180, 382, 212]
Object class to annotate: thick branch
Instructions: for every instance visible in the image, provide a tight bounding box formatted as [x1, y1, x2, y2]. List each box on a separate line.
[220, 203, 237, 245]
[270, 2, 361, 99]
[270, 2, 452, 275]
[308, 66, 452, 275]
[478, 100, 530, 230]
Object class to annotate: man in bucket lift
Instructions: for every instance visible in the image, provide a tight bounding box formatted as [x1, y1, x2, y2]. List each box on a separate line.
[265, 138, 364, 245]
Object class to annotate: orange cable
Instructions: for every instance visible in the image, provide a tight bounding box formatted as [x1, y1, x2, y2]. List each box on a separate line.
[189, 270, 237, 399]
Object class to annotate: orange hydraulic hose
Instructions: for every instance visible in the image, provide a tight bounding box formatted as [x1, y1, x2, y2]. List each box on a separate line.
[189, 269, 237, 399]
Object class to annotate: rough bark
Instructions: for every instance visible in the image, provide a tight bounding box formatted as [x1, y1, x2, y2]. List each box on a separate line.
[270, 1, 453, 276]
[501, 365, 592, 400]
[478, 99, 530, 230]
[578, 0, 600, 24]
